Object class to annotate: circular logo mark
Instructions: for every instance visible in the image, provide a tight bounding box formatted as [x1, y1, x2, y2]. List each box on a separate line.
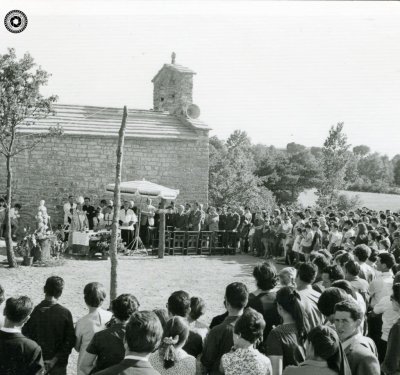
[4, 10, 28, 33]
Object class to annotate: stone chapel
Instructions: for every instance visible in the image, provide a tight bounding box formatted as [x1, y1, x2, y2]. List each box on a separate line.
[0, 54, 209, 226]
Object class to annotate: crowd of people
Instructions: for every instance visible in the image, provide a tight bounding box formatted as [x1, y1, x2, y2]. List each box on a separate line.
[2, 204, 400, 374]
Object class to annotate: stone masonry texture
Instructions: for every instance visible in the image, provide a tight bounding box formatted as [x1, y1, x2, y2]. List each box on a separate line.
[0, 134, 209, 227]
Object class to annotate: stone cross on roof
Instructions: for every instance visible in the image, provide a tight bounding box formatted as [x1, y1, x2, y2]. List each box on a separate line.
[171, 52, 176, 64]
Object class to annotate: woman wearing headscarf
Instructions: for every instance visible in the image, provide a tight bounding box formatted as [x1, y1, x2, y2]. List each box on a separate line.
[283, 325, 351, 375]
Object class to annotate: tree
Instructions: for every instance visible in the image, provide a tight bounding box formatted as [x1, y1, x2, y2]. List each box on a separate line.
[255, 145, 323, 204]
[394, 159, 400, 186]
[109, 106, 127, 302]
[316, 122, 350, 207]
[0, 48, 61, 268]
[353, 145, 370, 157]
[208, 132, 275, 210]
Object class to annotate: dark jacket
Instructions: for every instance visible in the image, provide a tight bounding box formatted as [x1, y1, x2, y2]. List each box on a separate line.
[201, 315, 238, 375]
[219, 214, 227, 231]
[22, 300, 75, 366]
[344, 336, 380, 375]
[174, 213, 188, 230]
[0, 330, 44, 375]
[86, 322, 126, 373]
[93, 358, 160, 375]
[382, 318, 400, 375]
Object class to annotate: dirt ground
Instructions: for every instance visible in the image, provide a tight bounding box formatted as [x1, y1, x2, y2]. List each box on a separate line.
[0, 253, 278, 375]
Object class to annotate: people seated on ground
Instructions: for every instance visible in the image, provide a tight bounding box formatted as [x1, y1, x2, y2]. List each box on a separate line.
[149, 316, 197, 375]
[0, 296, 44, 375]
[22, 276, 75, 375]
[188, 297, 209, 342]
[382, 282, 400, 375]
[93, 311, 163, 375]
[166, 290, 203, 358]
[282, 325, 351, 375]
[265, 286, 309, 375]
[201, 282, 248, 375]
[247, 262, 280, 346]
[119, 200, 137, 250]
[80, 293, 140, 374]
[295, 262, 324, 329]
[317, 287, 351, 327]
[83, 197, 96, 230]
[75, 282, 113, 375]
[334, 300, 380, 375]
[220, 307, 272, 375]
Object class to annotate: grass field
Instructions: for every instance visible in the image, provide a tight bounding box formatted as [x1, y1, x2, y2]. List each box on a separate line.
[0, 253, 272, 375]
[298, 188, 400, 211]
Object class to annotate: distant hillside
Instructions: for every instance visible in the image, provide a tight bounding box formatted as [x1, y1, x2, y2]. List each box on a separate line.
[298, 189, 400, 211]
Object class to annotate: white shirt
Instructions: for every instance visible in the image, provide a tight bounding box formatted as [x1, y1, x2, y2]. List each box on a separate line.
[103, 212, 114, 226]
[0, 327, 21, 333]
[125, 355, 149, 361]
[75, 308, 113, 375]
[369, 271, 394, 307]
[373, 296, 400, 341]
[63, 202, 77, 224]
[119, 208, 137, 227]
[9, 208, 19, 220]
[342, 332, 363, 351]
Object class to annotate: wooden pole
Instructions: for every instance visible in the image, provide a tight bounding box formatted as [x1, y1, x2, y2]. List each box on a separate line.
[109, 106, 127, 303]
[158, 198, 166, 259]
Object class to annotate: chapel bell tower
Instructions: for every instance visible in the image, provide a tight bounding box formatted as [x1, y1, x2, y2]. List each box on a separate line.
[152, 52, 197, 116]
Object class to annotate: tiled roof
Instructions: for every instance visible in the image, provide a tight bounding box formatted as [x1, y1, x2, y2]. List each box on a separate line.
[17, 104, 206, 140]
[152, 63, 196, 82]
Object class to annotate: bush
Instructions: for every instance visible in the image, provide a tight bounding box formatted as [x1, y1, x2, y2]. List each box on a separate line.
[336, 193, 362, 211]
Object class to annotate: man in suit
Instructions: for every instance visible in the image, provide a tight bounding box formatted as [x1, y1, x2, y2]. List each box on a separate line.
[0, 296, 44, 375]
[334, 300, 380, 375]
[174, 205, 188, 230]
[82, 197, 96, 230]
[93, 311, 162, 375]
[119, 200, 137, 250]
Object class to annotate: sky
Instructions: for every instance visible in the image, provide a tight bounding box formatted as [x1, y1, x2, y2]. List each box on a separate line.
[1, 1, 400, 156]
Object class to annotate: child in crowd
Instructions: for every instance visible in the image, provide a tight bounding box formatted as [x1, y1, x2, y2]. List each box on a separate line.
[75, 282, 113, 375]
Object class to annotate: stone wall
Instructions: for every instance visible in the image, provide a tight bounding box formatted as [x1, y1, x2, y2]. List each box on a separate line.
[0, 133, 209, 228]
[153, 69, 194, 115]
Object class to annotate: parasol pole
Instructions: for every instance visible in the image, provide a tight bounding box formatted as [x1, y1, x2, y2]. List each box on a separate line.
[158, 198, 166, 258]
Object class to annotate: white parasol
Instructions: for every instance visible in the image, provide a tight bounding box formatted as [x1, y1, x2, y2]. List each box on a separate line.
[106, 179, 179, 200]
